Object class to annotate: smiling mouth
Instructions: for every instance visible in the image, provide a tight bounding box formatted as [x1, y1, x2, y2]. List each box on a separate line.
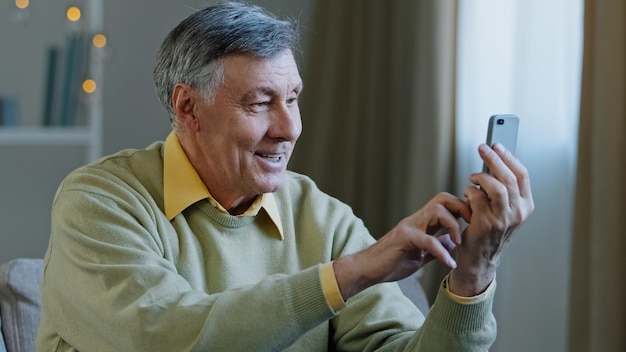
[256, 153, 282, 163]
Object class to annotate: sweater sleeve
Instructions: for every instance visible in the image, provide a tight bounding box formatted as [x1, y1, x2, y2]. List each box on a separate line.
[288, 173, 498, 351]
[328, 277, 496, 351]
[37, 176, 337, 352]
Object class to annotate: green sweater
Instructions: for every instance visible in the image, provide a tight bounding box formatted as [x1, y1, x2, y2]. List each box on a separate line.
[36, 141, 496, 351]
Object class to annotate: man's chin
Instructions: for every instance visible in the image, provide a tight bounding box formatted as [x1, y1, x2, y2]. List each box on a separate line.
[256, 173, 286, 194]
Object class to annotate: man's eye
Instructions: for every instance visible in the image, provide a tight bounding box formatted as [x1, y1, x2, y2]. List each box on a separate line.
[248, 101, 270, 112]
[286, 97, 298, 105]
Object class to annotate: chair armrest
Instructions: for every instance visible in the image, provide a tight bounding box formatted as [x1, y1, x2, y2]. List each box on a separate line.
[0, 258, 44, 352]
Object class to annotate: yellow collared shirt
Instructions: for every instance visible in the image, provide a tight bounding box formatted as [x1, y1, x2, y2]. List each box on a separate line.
[163, 132, 284, 239]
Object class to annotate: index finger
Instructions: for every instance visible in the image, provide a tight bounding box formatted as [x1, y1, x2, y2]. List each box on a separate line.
[428, 193, 472, 245]
[430, 192, 472, 224]
[492, 143, 532, 199]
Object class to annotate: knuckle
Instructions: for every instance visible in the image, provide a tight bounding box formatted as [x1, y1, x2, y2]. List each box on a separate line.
[519, 163, 530, 176]
[512, 209, 525, 226]
[422, 234, 439, 248]
[396, 219, 413, 236]
[433, 203, 446, 214]
[432, 192, 451, 203]
[489, 183, 508, 200]
[501, 173, 517, 187]
[440, 191, 454, 198]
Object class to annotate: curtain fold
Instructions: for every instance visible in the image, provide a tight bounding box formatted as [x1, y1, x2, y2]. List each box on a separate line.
[289, 0, 458, 302]
[568, 0, 626, 350]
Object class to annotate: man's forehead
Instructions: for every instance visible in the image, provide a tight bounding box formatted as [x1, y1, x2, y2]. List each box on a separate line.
[221, 53, 302, 91]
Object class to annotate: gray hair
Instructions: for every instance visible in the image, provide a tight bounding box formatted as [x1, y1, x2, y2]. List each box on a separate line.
[153, 1, 300, 128]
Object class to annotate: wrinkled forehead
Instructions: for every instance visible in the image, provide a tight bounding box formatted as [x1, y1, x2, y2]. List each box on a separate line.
[220, 50, 303, 93]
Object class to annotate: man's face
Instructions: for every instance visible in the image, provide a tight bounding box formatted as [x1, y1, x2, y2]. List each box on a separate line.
[193, 50, 303, 202]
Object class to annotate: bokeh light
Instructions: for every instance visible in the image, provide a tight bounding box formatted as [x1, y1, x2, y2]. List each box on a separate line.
[92, 33, 107, 48]
[66, 6, 81, 22]
[15, 0, 29, 9]
[82, 79, 97, 93]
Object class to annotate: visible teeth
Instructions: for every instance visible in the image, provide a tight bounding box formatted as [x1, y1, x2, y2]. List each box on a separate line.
[259, 153, 281, 162]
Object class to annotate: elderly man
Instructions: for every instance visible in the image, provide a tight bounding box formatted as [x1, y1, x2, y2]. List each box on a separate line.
[37, 2, 533, 351]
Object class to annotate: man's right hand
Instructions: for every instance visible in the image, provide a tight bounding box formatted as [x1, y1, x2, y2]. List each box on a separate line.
[333, 192, 472, 300]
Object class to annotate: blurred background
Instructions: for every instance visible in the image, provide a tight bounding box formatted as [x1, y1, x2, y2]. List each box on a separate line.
[1, 0, 623, 351]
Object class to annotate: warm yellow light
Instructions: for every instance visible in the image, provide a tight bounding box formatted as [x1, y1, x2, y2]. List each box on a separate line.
[66, 6, 81, 22]
[82, 79, 97, 93]
[15, 0, 29, 9]
[92, 33, 107, 48]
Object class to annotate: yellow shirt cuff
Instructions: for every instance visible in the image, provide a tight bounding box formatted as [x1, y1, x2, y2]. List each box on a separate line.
[320, 262, 346, 311]
[443, 274, 497, 305]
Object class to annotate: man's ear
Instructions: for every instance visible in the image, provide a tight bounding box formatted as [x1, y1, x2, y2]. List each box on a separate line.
[172, 83, 199, 131]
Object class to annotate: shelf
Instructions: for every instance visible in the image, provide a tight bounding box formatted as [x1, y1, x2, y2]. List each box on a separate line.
[0, 126, 92, 146]
[0, 0, 104, 165]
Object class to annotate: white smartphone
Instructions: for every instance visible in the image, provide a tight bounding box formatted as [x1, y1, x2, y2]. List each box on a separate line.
[482, 114, 519, 174]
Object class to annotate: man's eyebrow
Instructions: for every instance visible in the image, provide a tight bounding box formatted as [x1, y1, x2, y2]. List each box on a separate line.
[242, 87, 275, 101]
[242, 83, 304, 100]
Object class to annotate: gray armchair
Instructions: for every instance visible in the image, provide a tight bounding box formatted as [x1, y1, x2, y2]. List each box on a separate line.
[0, 258, 44, 352]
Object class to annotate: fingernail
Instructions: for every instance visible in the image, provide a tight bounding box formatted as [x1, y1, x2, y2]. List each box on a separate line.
[448, 258, 457, 269]
[493, 143, 505, 152]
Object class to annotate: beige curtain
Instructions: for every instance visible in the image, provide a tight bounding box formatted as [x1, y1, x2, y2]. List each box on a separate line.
[289, 0, 458, 301]
[568, 0, 626, 350]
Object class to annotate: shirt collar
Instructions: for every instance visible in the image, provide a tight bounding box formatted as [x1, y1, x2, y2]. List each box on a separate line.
[163, 132, 284, 239]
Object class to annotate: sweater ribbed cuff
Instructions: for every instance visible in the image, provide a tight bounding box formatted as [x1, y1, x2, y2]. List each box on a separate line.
[443, 274, 497, 305]
[427, 281, 496, 333]
[283, 265, 338, 330]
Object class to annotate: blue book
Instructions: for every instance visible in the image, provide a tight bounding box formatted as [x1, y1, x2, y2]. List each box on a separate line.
[59, 33, 88, 126]
[0, 96, 20, 126]
[42, 45, 60, 126]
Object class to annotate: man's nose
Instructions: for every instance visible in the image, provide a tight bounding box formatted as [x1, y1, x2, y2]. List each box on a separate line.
[269, 104, 302, 141]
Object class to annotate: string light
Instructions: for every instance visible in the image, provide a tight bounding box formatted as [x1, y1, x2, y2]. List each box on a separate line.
[66, 6, 81, 22]
[5, 1, 110, 110]
[15, 0, 29, 9]
[9, 0, 30, 23]
[82, 79, 97, 93]
[92, 33, 107, 48]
